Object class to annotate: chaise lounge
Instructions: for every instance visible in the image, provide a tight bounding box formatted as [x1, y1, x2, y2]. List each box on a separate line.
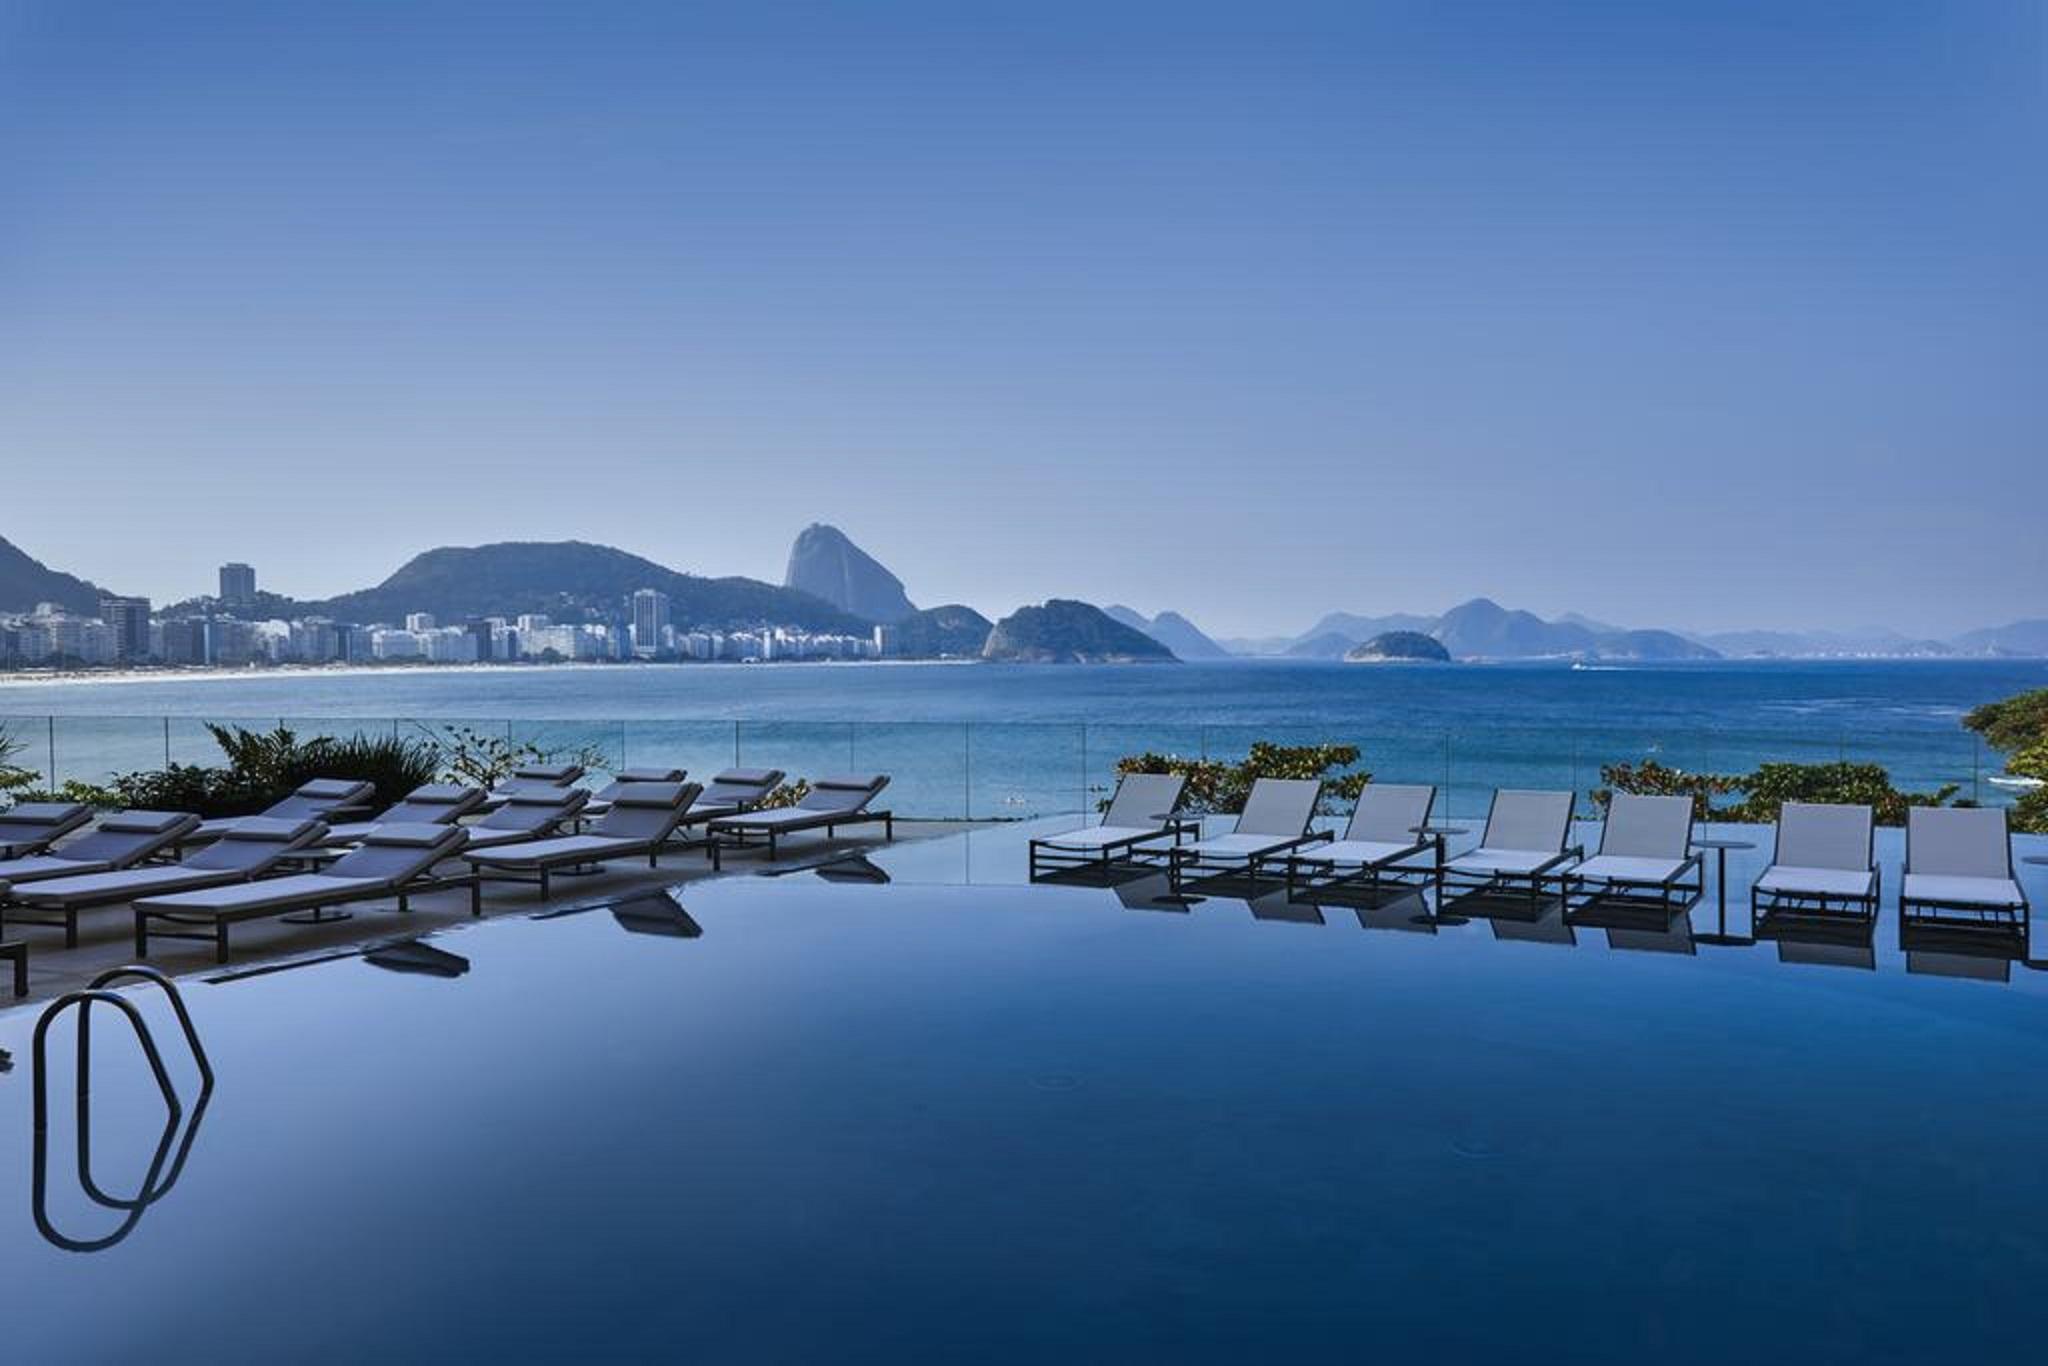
[189, 779, 376, 842]
[477, 761, 587, 811]
[321, 783, 485, 843]
[580, 768, 688, 819]
[1749, 802, 1878, 933]
[1027, 773, 1189, 881]
[1898, 806, 2030, 940]
[1166, 778, 1327, 897]
[456, 789, 592, 851]
[1283, 783, 1439, 905]
[464, 781, 704, 898]
[1562, 793, 1703, 920]
[0, 809, 202, 893]
[1439, 789, 1581, 915]
[706, 774, 892, 863]
[0, 802, 94, 859]
[3, 817, 330, 947]
[134, 823, 474, 963]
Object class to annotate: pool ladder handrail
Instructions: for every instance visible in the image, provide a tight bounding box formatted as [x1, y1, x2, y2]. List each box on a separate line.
[31, 965, 214, 1253]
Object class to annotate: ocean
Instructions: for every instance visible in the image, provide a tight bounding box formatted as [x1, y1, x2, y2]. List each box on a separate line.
[3, 658, 2042, 821]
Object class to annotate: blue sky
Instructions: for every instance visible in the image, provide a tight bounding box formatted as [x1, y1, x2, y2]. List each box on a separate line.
[2, 1, 2041, 637]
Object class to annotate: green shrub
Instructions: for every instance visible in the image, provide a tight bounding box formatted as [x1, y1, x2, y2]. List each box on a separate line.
[1596, 758, 1954, 827]
[1112, 741, 1370, 815]
[412, 723, 611, 791]
[1965, 688, 2048, 833]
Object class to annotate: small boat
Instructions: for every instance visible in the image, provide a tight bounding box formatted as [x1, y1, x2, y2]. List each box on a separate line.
[1988, 775, 2045, 792]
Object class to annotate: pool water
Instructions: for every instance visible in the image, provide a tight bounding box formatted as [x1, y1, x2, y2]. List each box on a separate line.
[3, 831, 2046, 1364]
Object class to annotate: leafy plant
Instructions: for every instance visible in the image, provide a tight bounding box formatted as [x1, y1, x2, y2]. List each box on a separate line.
[1595, 758, 1955, 827]
[758, 779, 813, 810]
[1112, 741, 1370, 815]
[1965, 688, 2048, 834]
[0, 721, 40, 797]
[415, 723, 610, 790]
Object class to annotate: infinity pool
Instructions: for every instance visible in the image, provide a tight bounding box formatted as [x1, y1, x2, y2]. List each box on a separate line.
[3, 834, 2045, 1363]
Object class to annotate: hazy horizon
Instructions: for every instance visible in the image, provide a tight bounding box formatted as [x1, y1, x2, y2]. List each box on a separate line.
[4, 1, 2042, 638]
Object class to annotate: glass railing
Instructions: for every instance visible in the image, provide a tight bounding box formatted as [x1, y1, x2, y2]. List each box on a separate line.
[0, 713, 2006, 822]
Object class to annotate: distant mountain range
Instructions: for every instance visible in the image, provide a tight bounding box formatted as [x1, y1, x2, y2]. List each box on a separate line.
[983, 601, 1175, 663]
[1102, 606, 1231, 659]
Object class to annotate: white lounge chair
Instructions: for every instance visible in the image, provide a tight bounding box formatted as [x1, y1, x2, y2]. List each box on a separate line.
[1027, 773, 1189, 880]
[3, 817, 330, 947]
[322, 784, 485, 844]
[1563, 793, 1702, 919]
[1750, 802, 1878, 930]
[706, 774, 892, 863]
[189, 779, 376, 842]
[1166, 778, 1326, 895]
[134, 823, 474, 963]
[464, 781, 703, 899]
[0, 810, 202, 894]
[0, 802, 93, 859]
[1898, 807, 2029, 937]
[1439, 789, 1580, 913]
[1284, 783, 1438, 904]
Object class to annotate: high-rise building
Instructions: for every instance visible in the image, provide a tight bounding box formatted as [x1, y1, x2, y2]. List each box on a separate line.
[405, 612, 437, 633]
[99, 595, 153, 661]
[218, 563, 257, 606]
[630, 589, 671, 657]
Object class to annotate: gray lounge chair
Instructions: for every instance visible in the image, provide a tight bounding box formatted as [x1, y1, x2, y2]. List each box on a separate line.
[706, 774, 892, 863]
[1284, 783, 1438, 904]
[189, 779, 376, 842]
[0, 802, 93, 859]
[1028, 773, 1189, 880]
[1439, 789, 1580, 913]
[457, 789, 592, 851]
[0, 810, 202, 894]
[1750, 802, 1878, 930]
[322, 784, 486, 844]
[477, 761, 587, 811]
[676, 768, 786, 827]
[1166, 778, 1327, 896]
[1898, 806, 2029, 937]
[580, 768, 688, 818]
[1562, 793, 1703, 919]
[134, 823, 474, 963]
[464, 781, 704, 898]
[3, 817, 329, 947]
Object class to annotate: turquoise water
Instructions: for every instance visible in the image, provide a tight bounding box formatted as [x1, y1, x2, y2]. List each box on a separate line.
[3, 658, 2041, 819]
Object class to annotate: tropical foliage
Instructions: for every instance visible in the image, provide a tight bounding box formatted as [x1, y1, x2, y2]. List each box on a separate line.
[1595, 758, 1955, 826]
[417, 723, 609, 791]
[1111, 741, 1369, 815]
[1965, 688, 2048, 833]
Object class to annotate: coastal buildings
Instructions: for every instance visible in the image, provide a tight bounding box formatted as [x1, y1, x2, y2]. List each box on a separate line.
[218, 562, 257, 607]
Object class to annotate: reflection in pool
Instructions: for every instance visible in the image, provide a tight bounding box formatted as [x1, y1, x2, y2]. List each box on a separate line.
[3, 833, 2047, 1364]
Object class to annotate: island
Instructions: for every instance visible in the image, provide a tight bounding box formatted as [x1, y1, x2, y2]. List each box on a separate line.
[1344, 631, 1452, 663]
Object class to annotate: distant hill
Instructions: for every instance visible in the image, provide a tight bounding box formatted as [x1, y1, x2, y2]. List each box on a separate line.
[983, 600, 1177, 663]
[1284, 631, 1363, 660]
[186, 541, 871, 633]
[783, 524, 916, 624]
[1703, 628, 1956, 658]
[1345, 631, 1451, 663]
[1301, 610, 1437, 642]
[893, 603, 993, 657]
[0, 534, 108, 615]
[1103, 606, 1231, 660]
[1593, 629, 1719, 661]
[1948, 619, 2048, 657]
[1433, 599, 1600, 658]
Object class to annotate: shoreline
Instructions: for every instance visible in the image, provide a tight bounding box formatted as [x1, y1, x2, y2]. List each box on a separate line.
[0, 658, 984, 690]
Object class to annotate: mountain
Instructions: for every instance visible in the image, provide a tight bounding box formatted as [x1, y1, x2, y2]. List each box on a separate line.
[783, 524, 916, 624]
[1593, 629, 1719, 661]
[211, 541, 871, 633]
[0, 534, 108, 615]
[1432, 599, 1599, 659]
[1949, 619, 2048, 657]
[1102, 606, 1231, 660]
[982, 600, 1177, 663]
[1284, 631, 1363, 660]
[1345, 631, 1451, 663]
[1703, 628, 1956, 658]
[892, 604, 993, 657]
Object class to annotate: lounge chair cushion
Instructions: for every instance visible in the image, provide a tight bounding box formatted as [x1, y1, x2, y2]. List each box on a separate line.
[1574, 854, 1688, 886]
[466, 834, 640, 867]
[222, 817, 330, 842]
[297, 778, 370, 799]
[1756, 865, 1876, 899]
[1182, 833, 1301, 861]
[0, 801, 92, 827]
[1034, 824, 1174, 851]
[1296, 838, 1422, 868]
[1901, 873, 2026, 909]
[137, 873, 388, 914]
[508, 763, 582, 782]
[99, 810, 199, 834]
[1451, 847, 1566, 877]
[0, 853, 116, 882]
[718, 769, 783, 786]
[15, 864, 251, 906]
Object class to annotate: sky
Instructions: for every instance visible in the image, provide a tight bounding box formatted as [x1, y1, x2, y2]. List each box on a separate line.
[2, 0, 2042, 639]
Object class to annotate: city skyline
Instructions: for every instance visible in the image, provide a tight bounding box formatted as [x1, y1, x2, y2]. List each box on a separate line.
[4, 1, 2042, 637]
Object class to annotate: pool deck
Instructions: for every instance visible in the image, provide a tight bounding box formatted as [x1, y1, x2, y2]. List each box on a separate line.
[0, 819, 978, 1012]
